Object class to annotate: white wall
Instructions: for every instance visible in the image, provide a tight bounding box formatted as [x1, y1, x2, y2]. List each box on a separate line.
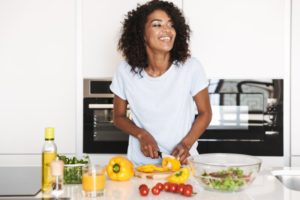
[0, 0, 76, 165]
[183, 0, 285, 78]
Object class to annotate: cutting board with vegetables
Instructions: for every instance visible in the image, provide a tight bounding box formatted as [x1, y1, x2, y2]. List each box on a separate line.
[134, 157, 182, 179]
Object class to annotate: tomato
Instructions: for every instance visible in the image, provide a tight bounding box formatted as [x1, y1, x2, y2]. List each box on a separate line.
[169, 183, 178, 193]
[139, 187, 149, 196]
[151, 186, 160, 195]
[176, 183, 185, 194]
[163, 182, 170, 191]
[182, 186, 192, 197]
[139, 184, 148, 190]
[156, 182, 164, 191]
[139, 184, 149, 196]
[185, 184, 193, 191]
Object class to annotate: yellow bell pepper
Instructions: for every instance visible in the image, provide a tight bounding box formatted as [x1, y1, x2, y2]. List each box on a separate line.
[106, 156, 134, 181]
[162, 157, 181, 171]
[167, 167, 190, 184]
[136, 164, 168, 173]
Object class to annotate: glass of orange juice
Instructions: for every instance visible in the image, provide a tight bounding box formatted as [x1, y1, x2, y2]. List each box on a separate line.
[82, 164, 106, 197]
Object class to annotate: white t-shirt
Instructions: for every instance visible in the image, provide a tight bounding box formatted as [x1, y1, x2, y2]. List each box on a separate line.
[110, 57, 208, 165]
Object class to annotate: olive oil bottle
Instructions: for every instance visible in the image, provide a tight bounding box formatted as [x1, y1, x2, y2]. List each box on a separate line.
[42, 127, 57, 193]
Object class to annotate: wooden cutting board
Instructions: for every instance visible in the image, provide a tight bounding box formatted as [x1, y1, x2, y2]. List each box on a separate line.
[134, 169, 173, 179]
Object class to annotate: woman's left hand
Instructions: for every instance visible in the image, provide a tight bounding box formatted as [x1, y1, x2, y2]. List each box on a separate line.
[171, 142, 190, 165]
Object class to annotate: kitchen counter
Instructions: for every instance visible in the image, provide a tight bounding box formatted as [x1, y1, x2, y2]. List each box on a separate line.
[35, 169, 300, 200]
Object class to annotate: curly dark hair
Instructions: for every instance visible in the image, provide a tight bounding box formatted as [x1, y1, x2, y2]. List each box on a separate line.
[118, 0, 191, 74]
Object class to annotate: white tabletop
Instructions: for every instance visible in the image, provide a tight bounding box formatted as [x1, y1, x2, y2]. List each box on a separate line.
[33, 168, 300, 200]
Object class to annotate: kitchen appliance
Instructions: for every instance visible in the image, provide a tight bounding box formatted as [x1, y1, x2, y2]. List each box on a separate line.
[83, 79, 129, 153]
[83, 79, 283, 156]
[199, 79, 283, 156]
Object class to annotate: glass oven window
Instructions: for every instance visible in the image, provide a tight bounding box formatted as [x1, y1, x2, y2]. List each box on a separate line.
[93, 109, 129, 141]
[208, 93, 264, 130]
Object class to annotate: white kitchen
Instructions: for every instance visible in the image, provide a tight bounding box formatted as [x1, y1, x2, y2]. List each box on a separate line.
[0, 0, 300, 199]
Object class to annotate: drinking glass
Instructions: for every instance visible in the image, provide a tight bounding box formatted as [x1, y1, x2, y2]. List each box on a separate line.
[82, 164, 106, 197]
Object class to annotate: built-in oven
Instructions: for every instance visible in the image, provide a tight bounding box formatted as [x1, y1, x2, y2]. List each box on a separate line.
[83, 79, 129, 153]
[83, 79, 283, 156]
[199, 79, 283, 156]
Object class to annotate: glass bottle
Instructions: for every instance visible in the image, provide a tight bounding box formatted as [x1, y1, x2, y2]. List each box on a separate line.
[42, 127, 57, 193]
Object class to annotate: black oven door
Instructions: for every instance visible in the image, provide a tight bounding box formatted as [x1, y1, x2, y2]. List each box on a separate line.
[83, 98, 129, 153]
[197, 92, 283, 156]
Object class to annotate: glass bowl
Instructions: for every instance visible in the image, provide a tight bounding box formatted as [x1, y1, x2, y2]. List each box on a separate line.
[57, 154, 89, 184]
[63, 164, 86, 184]
[189, 153, 261, 192]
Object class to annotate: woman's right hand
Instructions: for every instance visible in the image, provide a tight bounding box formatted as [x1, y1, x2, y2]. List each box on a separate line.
[137, 130, 159, 159]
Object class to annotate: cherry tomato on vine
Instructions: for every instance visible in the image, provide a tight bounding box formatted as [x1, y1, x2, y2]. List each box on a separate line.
[182, 186, 192, 197]
[139, 187, 149, 196]
[185, 184, 193, 191]
[156, 182, 164, 191]
[139, 184, 149, 196]
[169, 183, 178, 193]
[176, 183, 185, 194]
[139, 184, 148, 190]
[164, 182, 171, 191]
[151, 186, 160, 195]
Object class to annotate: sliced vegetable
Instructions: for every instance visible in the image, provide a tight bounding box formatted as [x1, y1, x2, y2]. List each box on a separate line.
[136, 164, 168, 173]
[162, 157, 181, 171]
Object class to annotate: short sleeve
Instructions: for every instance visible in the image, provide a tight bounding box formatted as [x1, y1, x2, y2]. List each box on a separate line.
[189, 58, 209, 96]
[110, 62, 127, 100]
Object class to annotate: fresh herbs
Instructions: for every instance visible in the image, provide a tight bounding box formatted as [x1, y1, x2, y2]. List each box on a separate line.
[57, 154, 89, 184]
[57, 155, 89, 165]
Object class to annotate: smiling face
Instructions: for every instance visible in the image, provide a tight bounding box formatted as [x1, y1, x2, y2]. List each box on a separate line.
[144, 9, 176, 55]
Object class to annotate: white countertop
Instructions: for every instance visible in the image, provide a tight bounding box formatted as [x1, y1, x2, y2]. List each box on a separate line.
[36, 169, 300, 200]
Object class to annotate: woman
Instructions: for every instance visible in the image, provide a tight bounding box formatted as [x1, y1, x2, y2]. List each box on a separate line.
[110, 0, 212, 165]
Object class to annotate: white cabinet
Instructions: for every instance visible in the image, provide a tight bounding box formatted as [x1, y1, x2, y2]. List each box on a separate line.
[82, 0, 182, 78]
[183, 0, 285, 78]
[291, 0, 300, 158]
[292, 157, 300, 167]
[0, 0, 76, 165]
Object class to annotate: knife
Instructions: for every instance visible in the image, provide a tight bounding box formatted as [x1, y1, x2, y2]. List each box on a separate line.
[158, 151, 176, 159]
